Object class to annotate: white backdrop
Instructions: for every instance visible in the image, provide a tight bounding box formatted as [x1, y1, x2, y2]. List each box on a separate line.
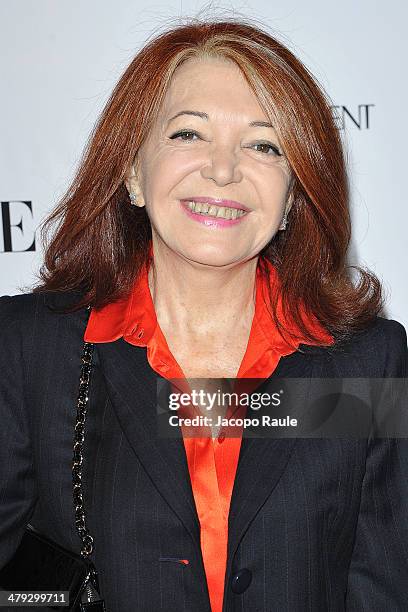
[1, 0, 406, 328]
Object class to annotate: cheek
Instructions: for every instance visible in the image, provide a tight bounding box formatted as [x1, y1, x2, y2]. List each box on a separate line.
[143, 152, 198, 200]
[257, 168, 291, 207]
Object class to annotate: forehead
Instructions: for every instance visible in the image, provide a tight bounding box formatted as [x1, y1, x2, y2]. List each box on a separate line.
[159, 56, 268, 122]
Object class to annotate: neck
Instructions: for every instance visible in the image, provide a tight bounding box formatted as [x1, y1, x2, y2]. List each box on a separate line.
[147, 237, 258, 340]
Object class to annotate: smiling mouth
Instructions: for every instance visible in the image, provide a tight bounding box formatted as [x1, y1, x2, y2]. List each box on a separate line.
[185, 200, 248, 219]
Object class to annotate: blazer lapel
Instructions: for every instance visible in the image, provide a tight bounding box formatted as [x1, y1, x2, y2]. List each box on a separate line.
[95, 338, 202, 551]
[226, 346, 328, 570]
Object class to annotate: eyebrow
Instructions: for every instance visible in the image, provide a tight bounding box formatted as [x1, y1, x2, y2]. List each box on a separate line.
[166, 110, 274, 129]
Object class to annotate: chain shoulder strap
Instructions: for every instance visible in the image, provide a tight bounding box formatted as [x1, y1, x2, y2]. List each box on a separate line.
[72, 310, 95, 558]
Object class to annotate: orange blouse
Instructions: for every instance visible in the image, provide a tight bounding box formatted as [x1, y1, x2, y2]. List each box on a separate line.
[84, 244, 334, 612]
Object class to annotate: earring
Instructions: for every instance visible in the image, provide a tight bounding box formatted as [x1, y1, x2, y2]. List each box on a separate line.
[279, 212, 288, 230]
[129, 192, 138, 206]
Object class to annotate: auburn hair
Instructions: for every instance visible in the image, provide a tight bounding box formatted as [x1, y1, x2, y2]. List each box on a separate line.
[32, 18, 383, 349]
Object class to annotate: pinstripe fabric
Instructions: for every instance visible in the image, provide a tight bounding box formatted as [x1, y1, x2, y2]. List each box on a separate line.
[0, 291, 407, 612]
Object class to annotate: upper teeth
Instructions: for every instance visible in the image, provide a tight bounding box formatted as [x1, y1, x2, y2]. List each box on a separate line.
[187, 201, 247, 219]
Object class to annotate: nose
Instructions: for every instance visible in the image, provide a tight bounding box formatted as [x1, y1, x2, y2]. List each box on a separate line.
[200, 143, 243, 186]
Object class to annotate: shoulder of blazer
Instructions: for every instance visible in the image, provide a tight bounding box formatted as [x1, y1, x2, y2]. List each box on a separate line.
[0, 290, 86, 320]
[299, 316, 407, 378]
[377, 317, 407, 377]
[340, 316, 406, 353]
[362, 317, 407, 377]
[0, 290, 88, 351]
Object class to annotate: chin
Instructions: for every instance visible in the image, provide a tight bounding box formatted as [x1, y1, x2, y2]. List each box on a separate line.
[180, 247, 243, 268]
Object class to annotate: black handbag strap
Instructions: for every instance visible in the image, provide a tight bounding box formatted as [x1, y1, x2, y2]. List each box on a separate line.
[72, 307, 96, 559]
[72, 309, 108, 608]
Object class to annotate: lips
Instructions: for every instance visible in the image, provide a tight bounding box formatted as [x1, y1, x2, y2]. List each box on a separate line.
[180, 197, 251, 212]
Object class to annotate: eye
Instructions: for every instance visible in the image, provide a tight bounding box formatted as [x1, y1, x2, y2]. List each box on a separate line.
[168, 131, 282, 156]
[169, 130, 200, 142]
[251, 142, 282, 157]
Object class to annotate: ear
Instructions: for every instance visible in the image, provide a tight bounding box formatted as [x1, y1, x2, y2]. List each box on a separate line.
[285, 192, 293, 216]
[285, 184, 295, 216]
[124, 158, 146, 207]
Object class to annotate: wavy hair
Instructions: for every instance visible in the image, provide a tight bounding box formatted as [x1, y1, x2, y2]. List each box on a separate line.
[32, 18, 383, 348]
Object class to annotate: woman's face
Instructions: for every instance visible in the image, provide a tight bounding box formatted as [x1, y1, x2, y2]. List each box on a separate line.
[131, 56, 292, 267]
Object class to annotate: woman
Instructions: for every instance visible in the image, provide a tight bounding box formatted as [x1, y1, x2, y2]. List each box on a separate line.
[1, 18, 407, 612]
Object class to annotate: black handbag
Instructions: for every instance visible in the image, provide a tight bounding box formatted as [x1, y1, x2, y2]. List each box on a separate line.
[0, 321, 106, 611]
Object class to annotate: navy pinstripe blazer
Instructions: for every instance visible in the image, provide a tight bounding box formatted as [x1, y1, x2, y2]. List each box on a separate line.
[0, 290, 407, 612]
